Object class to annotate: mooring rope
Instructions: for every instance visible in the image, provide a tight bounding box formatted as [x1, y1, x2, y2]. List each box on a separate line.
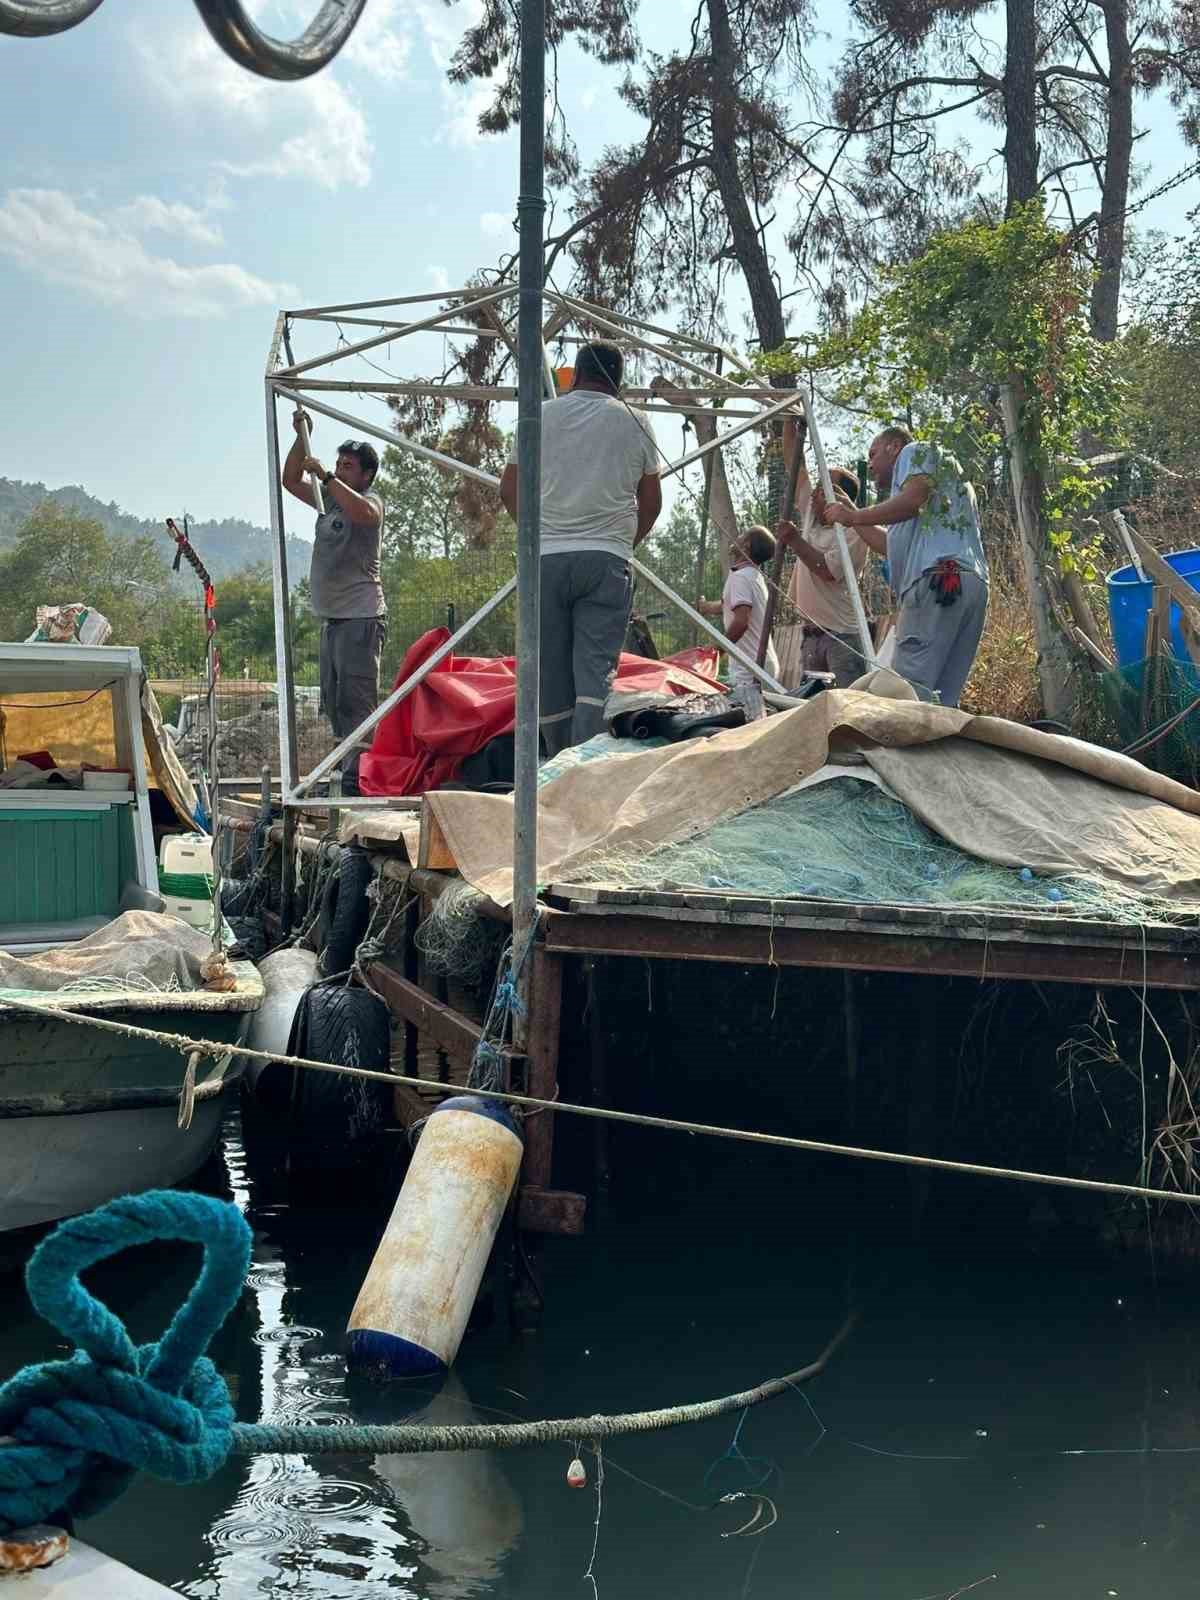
[0, 990, 1196, 1209]
[0, 1190, 847, 1533]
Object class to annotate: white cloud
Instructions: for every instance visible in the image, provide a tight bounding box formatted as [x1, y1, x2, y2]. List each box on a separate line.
[342, 0, 413, 82]
[426, 265, 451, 292]
[112, 195, 225, 248]
[130, 16, 373, 188]
[480, 210, 514, 240]
[0, 189, 295, 319]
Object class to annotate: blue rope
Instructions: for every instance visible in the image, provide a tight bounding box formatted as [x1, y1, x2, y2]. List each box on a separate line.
[0, 1190, 251, 1531]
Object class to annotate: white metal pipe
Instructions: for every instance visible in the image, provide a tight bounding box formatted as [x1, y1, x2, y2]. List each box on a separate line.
[282, 289, 517, 377]
[661, 388, 806, 478]
[801, 392, 876, 671]
[628, 557, 786, 695]
[263, 384, 298, 793]
[287, 288, 500, 316]
[290, 577, 516, 797]
[272, 385, 502, 489]
[548, 291, 734, 357]
[545, 292, 766, 399]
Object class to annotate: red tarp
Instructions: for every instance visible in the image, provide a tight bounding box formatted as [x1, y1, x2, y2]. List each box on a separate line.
[360, 629, 724, 797]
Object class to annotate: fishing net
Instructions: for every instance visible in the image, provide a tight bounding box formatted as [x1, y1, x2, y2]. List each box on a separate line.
[414, 879, 506, 985]
[537, 731, 668, 787]
[564, 775, 1198, 926]
[1081, 655, 1200, 789]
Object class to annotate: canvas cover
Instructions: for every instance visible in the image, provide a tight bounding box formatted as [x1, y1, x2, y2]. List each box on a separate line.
[0, 910, 214, 994]
[425, 690, 1200, 907]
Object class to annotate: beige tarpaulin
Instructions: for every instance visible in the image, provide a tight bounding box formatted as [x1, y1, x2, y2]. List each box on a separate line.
[425, 691, 1200, 907]
[0, 911, 212, 994]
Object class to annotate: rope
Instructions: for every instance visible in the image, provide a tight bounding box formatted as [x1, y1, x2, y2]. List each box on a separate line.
[0, 990, 1196, 1210]
[0, 1190, 250, 1531]
[0, 1188, 847, 1533]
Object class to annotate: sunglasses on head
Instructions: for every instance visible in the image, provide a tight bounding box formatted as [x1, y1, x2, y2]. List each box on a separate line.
[338, 440, 367, 456]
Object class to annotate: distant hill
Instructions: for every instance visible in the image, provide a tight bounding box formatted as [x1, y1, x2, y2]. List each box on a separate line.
[0, 477, 313, 586]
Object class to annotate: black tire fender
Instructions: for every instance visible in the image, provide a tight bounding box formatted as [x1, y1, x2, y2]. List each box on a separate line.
[286, 980, 393, 1174]
[316, 845, 374, 975]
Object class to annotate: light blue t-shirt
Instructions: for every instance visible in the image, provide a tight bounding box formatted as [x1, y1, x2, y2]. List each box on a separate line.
[886, 442, 988, 602]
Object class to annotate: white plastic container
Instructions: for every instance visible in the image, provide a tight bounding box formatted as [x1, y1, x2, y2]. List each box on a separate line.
[159, 833, 214, 875]
[160, 894, 214, 932]
[82, 769, 132, 792]
[347, 1097, 524, 1377]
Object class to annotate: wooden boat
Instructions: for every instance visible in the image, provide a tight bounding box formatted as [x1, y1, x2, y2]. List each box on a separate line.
[0, 642, 263, 1234]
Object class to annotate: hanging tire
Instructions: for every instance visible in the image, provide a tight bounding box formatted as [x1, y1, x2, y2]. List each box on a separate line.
[316, 845, 374, 975]
[287, 980, 393, 1186]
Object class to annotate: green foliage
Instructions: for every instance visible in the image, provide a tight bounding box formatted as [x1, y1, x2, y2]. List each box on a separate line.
[1119, 225, 1200, 475]
[0, 476, 312, 584]
[375, 439, 513, 563]
[0, 505, 175, 644]
[760, 203, 1124, 575]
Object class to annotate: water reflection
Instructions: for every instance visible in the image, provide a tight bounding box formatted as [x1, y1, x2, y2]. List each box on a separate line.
[183, 1127, 519, 1599]
[373, 1374, 523, 1599]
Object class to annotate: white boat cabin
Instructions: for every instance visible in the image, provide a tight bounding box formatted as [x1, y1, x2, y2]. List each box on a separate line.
[0, 644, 165, 954]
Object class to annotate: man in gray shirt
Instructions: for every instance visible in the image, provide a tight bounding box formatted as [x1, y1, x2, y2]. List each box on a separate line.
[822, 427, 988, 707]
[283, 409, 387, 795]
[499, 342, 663, 755]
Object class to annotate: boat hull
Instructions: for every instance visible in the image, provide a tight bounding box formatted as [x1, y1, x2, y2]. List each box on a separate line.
[0, 996, 254, 1234]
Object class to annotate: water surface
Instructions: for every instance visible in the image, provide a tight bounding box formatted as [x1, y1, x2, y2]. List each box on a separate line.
[7, 1122, 1199, 1598]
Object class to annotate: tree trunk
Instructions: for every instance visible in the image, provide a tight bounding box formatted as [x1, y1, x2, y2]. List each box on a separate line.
[706, 0, 793, 523]
[1002, 0, 1039, 209]
[1091, 0, 1132, 341]
[1000, 379, 1074, 719]
[651, 377, 738, 568]
[705, 0, 787, 352]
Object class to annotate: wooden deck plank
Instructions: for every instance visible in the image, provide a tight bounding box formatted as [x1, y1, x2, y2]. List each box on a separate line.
[542, 908, 1200, 989]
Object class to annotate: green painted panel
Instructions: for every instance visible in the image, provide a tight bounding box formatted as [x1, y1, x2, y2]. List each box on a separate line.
[0, 808, 124, 923]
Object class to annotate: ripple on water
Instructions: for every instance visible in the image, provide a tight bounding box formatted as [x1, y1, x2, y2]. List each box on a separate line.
[253, 1323, 324, 1346]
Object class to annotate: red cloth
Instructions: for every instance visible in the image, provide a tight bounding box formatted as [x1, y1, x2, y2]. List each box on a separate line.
[359, 630, 724, 797]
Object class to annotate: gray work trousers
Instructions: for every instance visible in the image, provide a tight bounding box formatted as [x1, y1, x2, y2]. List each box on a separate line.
[319, 615, 387, 795]
[891, 569, 987, 708]
[800, 626, 862, 688]
[539, 550, 633, 757]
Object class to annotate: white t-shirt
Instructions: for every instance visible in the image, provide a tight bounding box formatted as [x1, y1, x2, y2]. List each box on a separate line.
[722, 564, 779, 685]
[508, 390, 659, 559]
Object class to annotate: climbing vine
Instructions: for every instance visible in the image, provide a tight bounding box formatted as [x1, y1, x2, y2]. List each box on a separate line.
[760, 202, 1124, 576]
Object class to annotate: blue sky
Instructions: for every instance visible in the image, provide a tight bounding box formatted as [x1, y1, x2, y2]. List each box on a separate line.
[0, 0, 1195, 542]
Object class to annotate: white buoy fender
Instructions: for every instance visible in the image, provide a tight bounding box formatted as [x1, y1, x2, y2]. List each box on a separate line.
[346, 1096, 524, 1377]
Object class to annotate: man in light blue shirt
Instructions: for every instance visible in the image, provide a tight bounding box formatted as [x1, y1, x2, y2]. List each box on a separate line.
[821, 427, 988, 706]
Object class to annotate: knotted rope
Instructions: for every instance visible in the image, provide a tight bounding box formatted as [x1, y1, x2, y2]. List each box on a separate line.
[0, 1190, 848, 1534]
[0, 1189, 250, 1530]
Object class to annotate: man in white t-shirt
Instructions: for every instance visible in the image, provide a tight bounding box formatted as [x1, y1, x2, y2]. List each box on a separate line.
[500, 342, 662, 755]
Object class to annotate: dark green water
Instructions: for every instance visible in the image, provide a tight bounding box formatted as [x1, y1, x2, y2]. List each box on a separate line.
[7, 1122, 1200, 1598]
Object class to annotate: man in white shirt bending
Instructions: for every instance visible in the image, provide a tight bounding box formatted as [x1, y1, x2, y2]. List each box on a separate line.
[500, 342, 663, 755]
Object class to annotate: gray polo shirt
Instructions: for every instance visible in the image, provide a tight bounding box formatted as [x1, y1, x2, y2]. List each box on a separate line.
[309, 493, 386, 620]
[886, 442, 988, 602]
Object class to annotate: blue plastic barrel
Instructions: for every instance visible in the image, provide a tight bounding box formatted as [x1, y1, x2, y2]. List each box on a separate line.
[1106, 549, 1200, 668]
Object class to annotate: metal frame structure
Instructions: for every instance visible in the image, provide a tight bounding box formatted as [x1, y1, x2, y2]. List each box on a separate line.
[263, 286, 874, 813]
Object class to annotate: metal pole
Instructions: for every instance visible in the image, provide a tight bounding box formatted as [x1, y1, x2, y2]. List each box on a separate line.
[264, 376, 301, 931]
[512, 0, 545, 1002]
[281, 325, 325, 514]
[289, 577, 517, 798]
[801, 393, 876, 670]
[629, 558, 787, 695]
[273, 385, 501, 489]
